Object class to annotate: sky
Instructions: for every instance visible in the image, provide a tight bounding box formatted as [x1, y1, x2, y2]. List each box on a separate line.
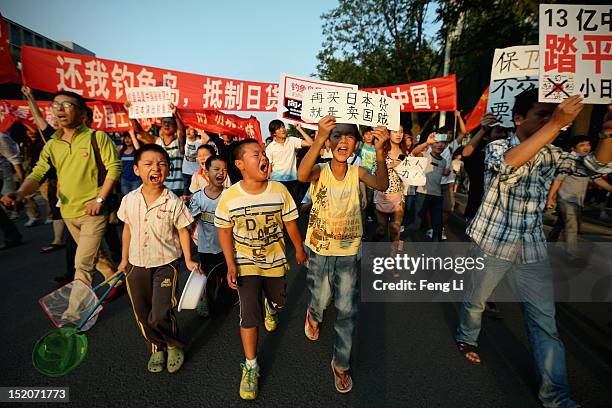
[2, 0, 440, 129]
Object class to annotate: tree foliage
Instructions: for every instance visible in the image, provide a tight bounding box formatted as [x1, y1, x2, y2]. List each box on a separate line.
[317, 0, 440, 135]
[316, 0, 580, 135]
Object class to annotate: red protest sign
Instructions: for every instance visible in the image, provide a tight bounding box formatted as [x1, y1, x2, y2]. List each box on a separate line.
[465, 86, 489, 133]
[20, 46, 279, 112]
[0, 13, 20, 84]
[362, 74, 457, 112]
[0, 100, 262, 142]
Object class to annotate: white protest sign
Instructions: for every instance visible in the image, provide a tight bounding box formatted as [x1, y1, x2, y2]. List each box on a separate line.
[486, 46, 540, 128]
[301, 89, 401, 131]
[394, 157, 428, 187]
[491, 45, 540, 80]
[126, 86, 172, 119]
[539, 4, 612, 104]
[277, 74, 358, 129]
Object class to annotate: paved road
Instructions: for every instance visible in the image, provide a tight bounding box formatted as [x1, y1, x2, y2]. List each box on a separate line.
[1, 209, 611, 407]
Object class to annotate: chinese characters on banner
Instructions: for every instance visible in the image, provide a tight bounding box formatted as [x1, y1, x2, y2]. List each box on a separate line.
[126, 86, 172, 119]
[362, 75, 457, 112]
[487, 45, 540, 128]
[539, 4, 612, 104]
[20, 46, 279, 111]
[394, 157, 428, 187]
[301, 89, 401, 131]
[0, 100, 262, 141]
[277, 74, 357, 129]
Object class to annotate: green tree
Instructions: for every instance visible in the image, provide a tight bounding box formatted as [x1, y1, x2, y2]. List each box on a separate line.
[317, 0, 441, 136]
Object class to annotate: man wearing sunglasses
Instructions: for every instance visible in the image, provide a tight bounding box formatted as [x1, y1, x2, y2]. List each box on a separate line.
[1, 91, 121, 287]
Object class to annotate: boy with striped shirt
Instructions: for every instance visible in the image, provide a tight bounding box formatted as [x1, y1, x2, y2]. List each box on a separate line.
[215, 139, 307, 400]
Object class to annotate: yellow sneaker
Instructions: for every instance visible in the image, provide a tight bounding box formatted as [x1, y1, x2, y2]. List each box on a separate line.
[264, 298, 278, 332]
[239, 363, 259, 400]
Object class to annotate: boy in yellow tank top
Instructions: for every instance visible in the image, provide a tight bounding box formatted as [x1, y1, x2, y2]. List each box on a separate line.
[297, 116, 390, 393]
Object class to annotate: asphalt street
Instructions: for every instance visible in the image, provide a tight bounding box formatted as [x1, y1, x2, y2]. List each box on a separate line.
[1, 207, 611, 407]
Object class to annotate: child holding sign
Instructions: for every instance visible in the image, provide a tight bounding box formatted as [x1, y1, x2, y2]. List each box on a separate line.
[214, 139, 307, 400]
[297, 116, 389, 393]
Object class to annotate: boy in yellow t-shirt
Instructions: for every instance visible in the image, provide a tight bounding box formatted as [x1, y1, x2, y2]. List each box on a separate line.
[215, 139, 307, 401]
[297, 116, 390, 394]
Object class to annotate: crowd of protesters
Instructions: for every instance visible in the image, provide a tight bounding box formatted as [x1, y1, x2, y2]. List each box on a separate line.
[1, 85, 611, 407]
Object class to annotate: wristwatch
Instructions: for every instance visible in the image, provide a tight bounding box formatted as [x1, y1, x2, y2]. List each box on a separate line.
[599, 131, 611, 140]
[95, 196, 105, 204]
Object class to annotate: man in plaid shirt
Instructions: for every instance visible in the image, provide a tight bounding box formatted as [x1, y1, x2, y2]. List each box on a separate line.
[455, 89, 612, 408]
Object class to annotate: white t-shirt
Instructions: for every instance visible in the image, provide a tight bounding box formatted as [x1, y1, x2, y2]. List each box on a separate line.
[188, 189, 223, 254]
[428, 139, 457, 184]
[182, 138, 202, 175]
[266, 137, 303, 182]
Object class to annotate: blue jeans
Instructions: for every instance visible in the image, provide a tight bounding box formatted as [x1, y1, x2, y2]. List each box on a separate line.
[121, 178, 142, 195]
[306, 251, 359, 371]
[456, 252, 578, 408]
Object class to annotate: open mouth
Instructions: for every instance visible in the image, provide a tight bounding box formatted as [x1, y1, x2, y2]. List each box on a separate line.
[337, 146, 349, 154]
[259, 162, 268, 173]
[149, 174, 161, 183]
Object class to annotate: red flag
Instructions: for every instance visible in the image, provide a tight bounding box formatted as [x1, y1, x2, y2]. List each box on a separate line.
[465, 86, 489, 133]
[0, 13, 20, 84]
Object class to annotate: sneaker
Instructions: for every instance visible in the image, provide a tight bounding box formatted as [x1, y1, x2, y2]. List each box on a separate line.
[44, 219, 53, 225]
[442, 229, 448, 241]
[331, 362, 353, 393]
[196, 296, 210, 318]
[399, 226, 405, 233]
[24, 218, 40, 227]
[304, 309, 319, 341]
[425, 229, 433, 239]
[264, 298, 278, 332]
[239, 363, 260, 400]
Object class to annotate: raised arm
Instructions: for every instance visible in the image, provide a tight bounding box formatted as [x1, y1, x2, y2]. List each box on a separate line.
[359, 126, 389, 191]
[297, 116, 336, 183]
[504, 95, 583, 168]
[172, 104, 186, 154]
[412, 133, 435, 157]
[128, 128, 141, 150]
[295, 123, 314, 147]
[22, 86, 50, 131]
[454, 110, 468, 144]
[124, 101, 156, 144]
[463, 113, 497, 157]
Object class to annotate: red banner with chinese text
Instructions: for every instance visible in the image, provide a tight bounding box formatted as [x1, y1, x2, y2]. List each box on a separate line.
[20, 46, 278, 112]
[465, 86, 489, 133]
[0, 100, 262, 142]
[0, 13, 20, 84]
[362, 75, 457, 112]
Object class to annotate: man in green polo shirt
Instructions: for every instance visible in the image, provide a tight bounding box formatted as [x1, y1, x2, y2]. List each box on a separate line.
[2, 91, 121, 286]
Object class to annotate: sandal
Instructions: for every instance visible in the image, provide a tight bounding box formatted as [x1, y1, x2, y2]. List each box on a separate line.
[331, 362, 353, 393]
[40, 243, 65, 254]
[167, 347, 184, 373]
[147, 351, 165, 373]
[456, 341, 481, 365]
[304, 309, 319, 341]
